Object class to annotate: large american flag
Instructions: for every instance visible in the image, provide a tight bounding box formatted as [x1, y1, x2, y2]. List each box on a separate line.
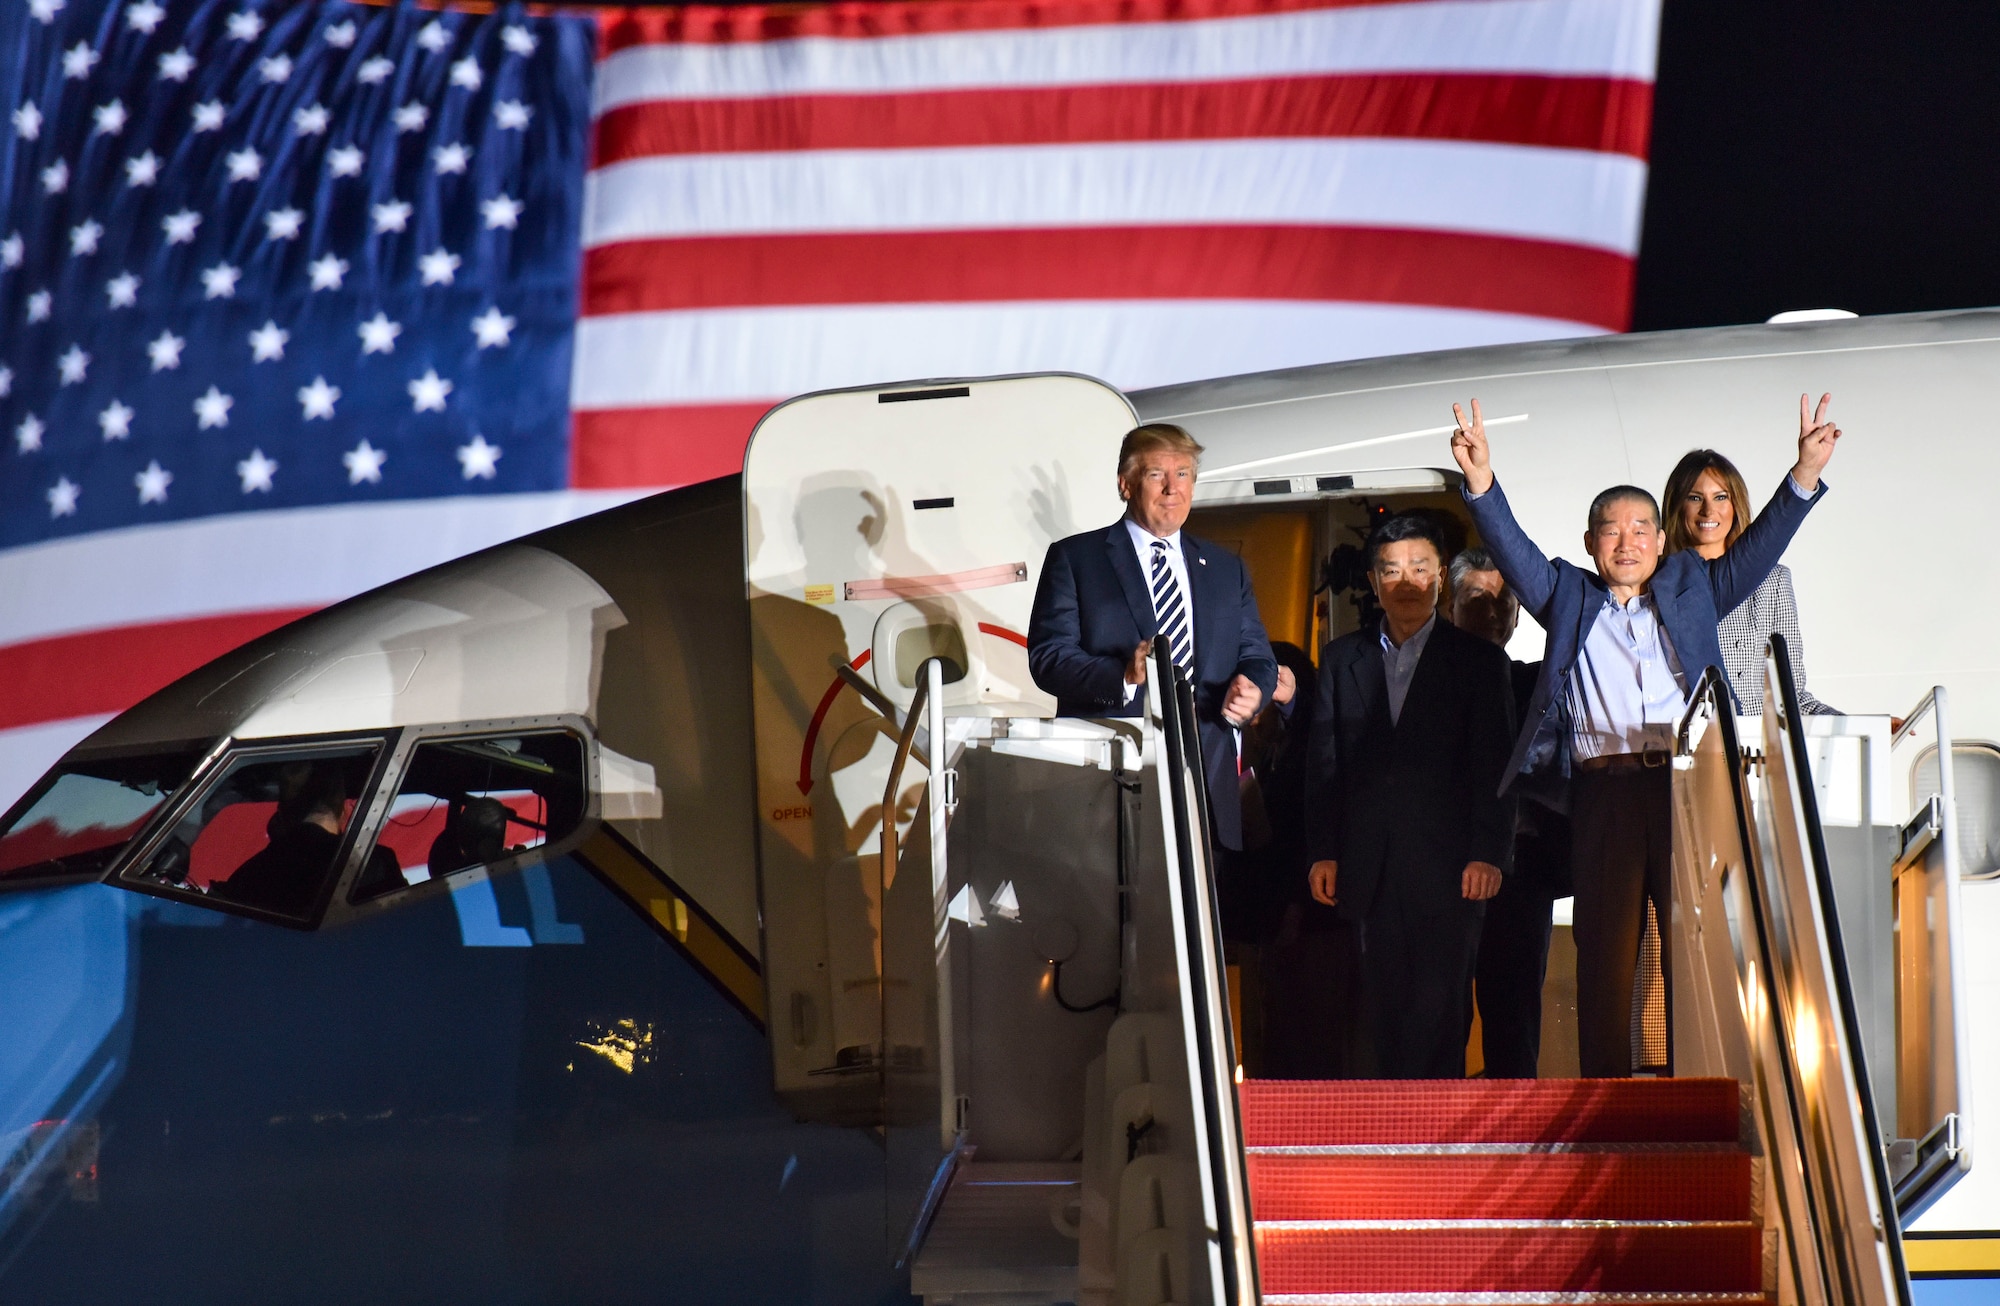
[1, 0, 1661, 807]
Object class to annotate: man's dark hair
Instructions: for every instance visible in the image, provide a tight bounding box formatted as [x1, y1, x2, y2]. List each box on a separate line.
[1365, 513, 1447, 570]
[1587, 485, 1661, 531]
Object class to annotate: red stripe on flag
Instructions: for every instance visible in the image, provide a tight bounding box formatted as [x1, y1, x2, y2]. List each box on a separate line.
[581, 226, 1635, 329]
[593, 74, 1653, 163]
[0, 609, 318, 733]
[603, 0, 1420, 53]
[569, 403, 773, 489]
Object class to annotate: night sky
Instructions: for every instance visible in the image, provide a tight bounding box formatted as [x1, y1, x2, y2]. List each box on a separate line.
[1635, 1, 2000, 330]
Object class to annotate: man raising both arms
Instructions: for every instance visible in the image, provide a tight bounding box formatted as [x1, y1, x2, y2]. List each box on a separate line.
[1450, 394, 1841, 1078]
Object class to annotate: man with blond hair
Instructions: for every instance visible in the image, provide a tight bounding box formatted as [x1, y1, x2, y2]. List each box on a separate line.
[1029, 423, 1279, 850]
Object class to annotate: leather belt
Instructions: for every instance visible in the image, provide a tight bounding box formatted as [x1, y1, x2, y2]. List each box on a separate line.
[1575, 747, 1672, 775]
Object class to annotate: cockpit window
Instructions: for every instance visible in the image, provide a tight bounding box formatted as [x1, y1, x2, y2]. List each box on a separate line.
[0, 745, 209, 886]
[121, 742, 385, 923]
[353, 731, 586, 904]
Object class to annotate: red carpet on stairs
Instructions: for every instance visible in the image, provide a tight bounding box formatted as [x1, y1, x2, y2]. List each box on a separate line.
[1242, 1077, 1767, 1304]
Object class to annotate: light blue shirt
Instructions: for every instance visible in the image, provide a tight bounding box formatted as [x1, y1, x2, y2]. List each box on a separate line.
[1568, 592, 1688, 761]
[1380, 613, 1437, 726]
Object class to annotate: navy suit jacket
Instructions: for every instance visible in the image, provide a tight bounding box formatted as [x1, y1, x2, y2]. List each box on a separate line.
[1028, 520, 1278, 850]
[1463, 474, 1827, 791]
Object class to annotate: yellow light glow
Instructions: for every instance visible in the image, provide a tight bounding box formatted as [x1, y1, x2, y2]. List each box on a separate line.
[576, 1018, 657, 1075]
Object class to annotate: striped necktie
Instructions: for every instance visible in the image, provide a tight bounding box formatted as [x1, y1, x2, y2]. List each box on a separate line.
[1149, 539, 1195, 674]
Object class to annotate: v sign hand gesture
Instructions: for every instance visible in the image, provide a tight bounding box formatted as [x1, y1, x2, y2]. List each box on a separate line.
[1791, 392, 1841, 491]
[1450, 399, 1495, 495]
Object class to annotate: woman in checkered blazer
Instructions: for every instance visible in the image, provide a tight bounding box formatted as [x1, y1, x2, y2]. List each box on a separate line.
[1664, 448, 1840, 716]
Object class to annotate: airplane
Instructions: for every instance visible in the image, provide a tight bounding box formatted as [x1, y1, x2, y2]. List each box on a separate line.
[0, 306, 1994, 1304]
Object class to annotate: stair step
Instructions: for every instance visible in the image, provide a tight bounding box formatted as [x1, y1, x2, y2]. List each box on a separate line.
[1254, 1221, 1763, 1295]
[1241, 1079, 1740, 1147]
[1246, 1150, 1753, 1221]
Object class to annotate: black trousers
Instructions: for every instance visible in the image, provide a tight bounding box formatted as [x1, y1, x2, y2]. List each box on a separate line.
[1356, 889, 1482, 1079]
[1473, 870, 1555, 1077]
[1262, 910, 1369, 1079]
[1570, 766, 1674, 1078]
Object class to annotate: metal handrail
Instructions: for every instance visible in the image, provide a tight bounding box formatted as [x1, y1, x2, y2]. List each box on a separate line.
[1675, 663, 1731, 755]
[878, 660, 936, 888]
[1147, 644, 1258, 1306]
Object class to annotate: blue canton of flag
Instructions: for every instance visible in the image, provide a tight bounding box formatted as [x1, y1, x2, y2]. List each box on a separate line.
[0, 0, 593, 549]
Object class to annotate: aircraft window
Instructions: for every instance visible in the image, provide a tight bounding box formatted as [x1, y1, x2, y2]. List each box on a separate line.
[0, 745, 208, 886]
[353, 731, 586, 903]
[893, 623, 968, 688]
[123, 743, 385, 923]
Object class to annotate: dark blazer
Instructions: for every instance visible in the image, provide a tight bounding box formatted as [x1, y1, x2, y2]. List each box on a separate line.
[1464, 475, 1826, 790]
[1028, 520, 1278, 850]
[1306, 617, 1517, 922]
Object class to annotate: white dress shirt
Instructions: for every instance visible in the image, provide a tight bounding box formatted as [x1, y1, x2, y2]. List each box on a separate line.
[1567, 592, 1688, 762]
[1122, 517, 1193, 703]
[1379, 612, 1436, 726]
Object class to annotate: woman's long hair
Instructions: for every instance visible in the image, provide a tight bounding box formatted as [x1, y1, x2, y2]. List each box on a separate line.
[1662, 448, 1754, 556]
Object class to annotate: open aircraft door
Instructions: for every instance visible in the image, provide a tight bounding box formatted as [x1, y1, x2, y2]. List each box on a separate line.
[740, 374, 1134, 1114]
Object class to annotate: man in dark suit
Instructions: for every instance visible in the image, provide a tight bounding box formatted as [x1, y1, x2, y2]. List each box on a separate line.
[1450, 393, 1841, 1077]
[1027, 422, 1278, 851]
[1449, 547, 1571, 1078]
[1306, 514, 1517, 1079]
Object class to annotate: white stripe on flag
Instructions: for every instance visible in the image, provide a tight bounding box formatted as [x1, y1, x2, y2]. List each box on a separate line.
[0, 491, 643, 649]
[571, 300, 1604, 409]
[583, 138, 1649, 255]
[593, 0, 1659, 111]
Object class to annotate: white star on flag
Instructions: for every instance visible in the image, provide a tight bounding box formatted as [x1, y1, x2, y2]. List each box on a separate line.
[98, 399, 134, 440]
[126, 1, 165, 34]
[93, 100, 126, 135]
[0, 233, 20, 267]
[471, 307, 516, 349]
[324, 20, 357, 48]
[358, 312, 401, 353]
[41, 159, 68, 194]
[259, 54, 292, 84]
[237, 449, 278, 493]
[158, 48, 194, 81]
[450, 57, 481, 91]
[12, 102, 41, 140]
[408, 369, 453, 412]
[17, 414, 46, 454]
[147, 329, 185, 371]
[193, 386, 233, 429]
[57, 345, 89, 385]
[201, 262, 240, 298]
[433, 143, 470, 175]
[309, 253, 349, 290]
[192, 101, 224, 131]
[47, 477, 79, 518]
[27, 290, 53, 322]
[394, 103, 429, 133]
[249, 320, 289, 361]
[298, 376, 340, 419]
[0, 366, 10, 397]
[502, 25, 537, 56]
[456, 434, 502, 479]
[125, 150, 160, 186]
[135, 460, 173, 504]
[371, 199, 413, 233]
[105, 272, 140, 308]
[70, 219, 104, 255]
[163, 209, 200, 243]
[328, 145, 364, 177]
[357, 56, 393, 84]
[226, 10, 263, 40]
[480, 195, 523, 230]
[293, 103, 330, 135]
[29, 0, 65, 25]
[494, 101, 531, 130]
[419, 248, 461, 286]
[225, 147, 262, 182]
[417, 20, 452, 52]
[62, 42, 99, 80]
[264, 207, 304, 241]
[343, 439, 387, 484]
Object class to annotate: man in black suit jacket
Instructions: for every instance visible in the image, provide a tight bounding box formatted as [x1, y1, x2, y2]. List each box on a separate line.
[1307, 515, 1517, 1078]
[1028, 423, 1278, 851]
